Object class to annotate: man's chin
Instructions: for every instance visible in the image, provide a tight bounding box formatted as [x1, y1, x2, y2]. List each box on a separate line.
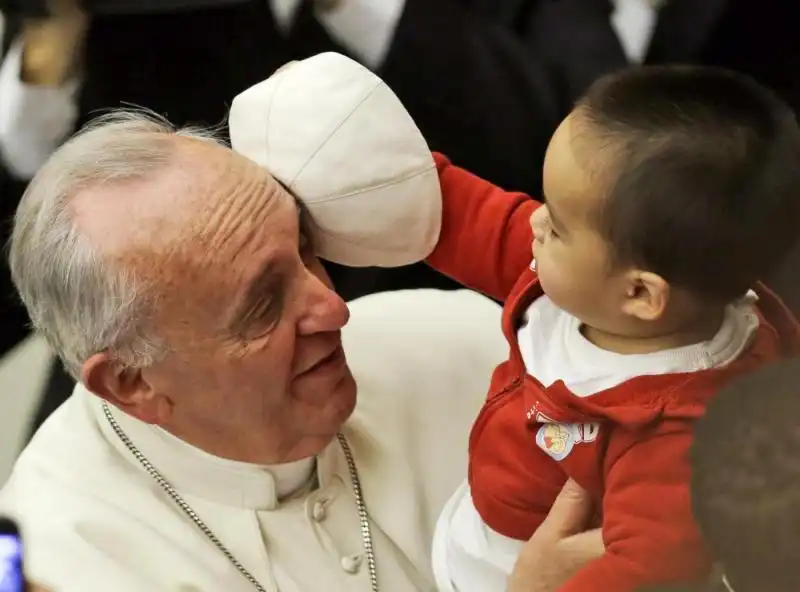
[332, 368, 358, 423]
[292, 365, 357, 420]
[302, 372, 358, 454]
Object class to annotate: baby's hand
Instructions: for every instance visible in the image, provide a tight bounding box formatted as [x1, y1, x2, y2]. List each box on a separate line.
[507, 480, 605, 592]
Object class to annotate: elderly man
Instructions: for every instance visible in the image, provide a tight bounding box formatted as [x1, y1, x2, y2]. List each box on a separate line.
[0, 43, 535, 587]
[0, 106, 505, 590]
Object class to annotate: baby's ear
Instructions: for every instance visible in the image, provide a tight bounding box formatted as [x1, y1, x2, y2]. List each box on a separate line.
[620, 271, 670, 322]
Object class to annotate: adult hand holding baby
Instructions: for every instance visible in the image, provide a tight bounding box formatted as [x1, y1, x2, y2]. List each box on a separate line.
[228, 53, 442, 268]
[507, 480, 605, 592]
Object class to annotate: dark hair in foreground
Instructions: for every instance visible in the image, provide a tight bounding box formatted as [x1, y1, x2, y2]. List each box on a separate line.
[577, 65, 800, 303]
[691, 358, 800, 592]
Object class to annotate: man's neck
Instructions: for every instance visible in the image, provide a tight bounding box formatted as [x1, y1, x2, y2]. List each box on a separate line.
[91, 392, 322, 509]
[157, 425, 317, 499]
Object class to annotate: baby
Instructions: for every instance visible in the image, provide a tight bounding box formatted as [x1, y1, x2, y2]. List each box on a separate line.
[425, 66, 800, 592]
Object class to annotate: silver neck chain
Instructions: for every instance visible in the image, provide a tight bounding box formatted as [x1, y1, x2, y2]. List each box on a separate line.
[102, 402, 378, 592]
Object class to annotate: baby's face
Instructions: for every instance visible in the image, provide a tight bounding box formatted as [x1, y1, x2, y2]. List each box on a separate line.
[533, 114, 631, 333]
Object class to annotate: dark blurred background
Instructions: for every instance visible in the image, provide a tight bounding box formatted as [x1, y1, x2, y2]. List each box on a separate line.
[0, 0, 797, 440]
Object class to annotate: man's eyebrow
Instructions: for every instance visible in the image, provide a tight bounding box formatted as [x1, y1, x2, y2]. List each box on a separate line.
[226, 258, 285, 334]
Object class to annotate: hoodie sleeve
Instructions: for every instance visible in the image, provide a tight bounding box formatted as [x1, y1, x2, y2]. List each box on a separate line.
[426, 153, 541, 302]
[558, 426, 712, 592]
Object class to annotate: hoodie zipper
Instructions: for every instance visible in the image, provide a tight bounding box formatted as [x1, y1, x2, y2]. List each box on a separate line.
[469, 377, 524, 451]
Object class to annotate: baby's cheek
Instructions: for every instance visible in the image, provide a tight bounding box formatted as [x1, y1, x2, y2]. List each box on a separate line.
[534, 250, 552, 280]
[539, 250, 569, 288]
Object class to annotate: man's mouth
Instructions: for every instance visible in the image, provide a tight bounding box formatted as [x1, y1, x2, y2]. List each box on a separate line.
[297, 345, 344, 377]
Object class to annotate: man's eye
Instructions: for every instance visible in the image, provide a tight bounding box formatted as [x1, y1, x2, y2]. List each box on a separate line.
[243, 310, 280, 341]
[238, 296, 283, 340]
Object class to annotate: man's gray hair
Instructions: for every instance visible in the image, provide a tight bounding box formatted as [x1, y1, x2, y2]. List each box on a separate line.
[8, 109, 225, 380]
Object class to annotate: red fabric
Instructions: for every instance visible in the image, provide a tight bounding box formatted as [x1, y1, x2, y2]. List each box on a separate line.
[427, 153, 800, 591]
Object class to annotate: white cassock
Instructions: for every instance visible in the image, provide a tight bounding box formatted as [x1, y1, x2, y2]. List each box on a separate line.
[0, 289, 505, 591]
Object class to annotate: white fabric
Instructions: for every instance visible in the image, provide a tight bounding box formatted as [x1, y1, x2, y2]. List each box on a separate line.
[229, 53, 441, 268]
[270, 0, 304, 32]
[0, 289, 506, 592]
[117, 417, 316, 504]
[519, 292, 761, 396]
[611, 0, 658, 63]
[315, 0, 407, 68]
[271, 0, 406, 68]
[433, 293, 760, 591]
[0, 1, 407, 179]
[433, 483, 520, 592]
[0, 39, 80, 178]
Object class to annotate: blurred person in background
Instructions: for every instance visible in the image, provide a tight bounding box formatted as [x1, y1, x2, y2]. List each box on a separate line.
[688, 357, 800, 592]
[0, 0, 797, 435]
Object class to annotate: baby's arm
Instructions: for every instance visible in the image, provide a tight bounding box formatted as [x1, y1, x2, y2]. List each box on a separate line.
[557, 424, 712, 592]
[427, 153, 541, 302]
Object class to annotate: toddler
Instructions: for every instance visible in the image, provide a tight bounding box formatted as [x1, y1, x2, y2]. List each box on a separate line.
[427, 66, 800, 591]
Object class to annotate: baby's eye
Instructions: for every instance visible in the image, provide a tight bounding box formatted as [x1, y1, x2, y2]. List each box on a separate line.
[544, 220, 559, 239]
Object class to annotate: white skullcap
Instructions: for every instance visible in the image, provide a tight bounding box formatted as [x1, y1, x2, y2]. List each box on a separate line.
[228, 52, 442, 268]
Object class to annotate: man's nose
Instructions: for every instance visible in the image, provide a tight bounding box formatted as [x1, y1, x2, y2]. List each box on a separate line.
[296, 272, 350, 335]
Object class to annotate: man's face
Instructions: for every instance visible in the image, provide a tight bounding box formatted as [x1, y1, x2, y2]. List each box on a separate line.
[93, 141, 356, 464]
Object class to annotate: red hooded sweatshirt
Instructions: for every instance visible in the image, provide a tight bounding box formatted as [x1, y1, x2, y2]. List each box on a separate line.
[426, 154, 800, 592]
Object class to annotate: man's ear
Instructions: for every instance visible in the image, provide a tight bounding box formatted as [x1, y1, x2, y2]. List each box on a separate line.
[620, 271, 670, 322]
[81, 353, 172, 425]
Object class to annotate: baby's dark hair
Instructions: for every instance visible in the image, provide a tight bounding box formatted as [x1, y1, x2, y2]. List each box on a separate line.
[576, 66, 800, 303]
[691, 358, 800, 592]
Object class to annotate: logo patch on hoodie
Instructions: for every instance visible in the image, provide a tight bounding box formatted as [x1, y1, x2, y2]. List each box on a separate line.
[535, 422, 600, 461]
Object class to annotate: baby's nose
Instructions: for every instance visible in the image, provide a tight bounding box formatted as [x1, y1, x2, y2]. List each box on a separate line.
[530, 206, 548, 240]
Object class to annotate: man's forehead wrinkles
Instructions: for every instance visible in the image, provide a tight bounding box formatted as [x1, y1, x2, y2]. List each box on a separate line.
[196, 172, 283, 254]
[222, 201, 301, 334]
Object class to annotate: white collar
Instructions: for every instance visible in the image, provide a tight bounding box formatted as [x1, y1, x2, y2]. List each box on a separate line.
[270, 0, 303, 31]
[82, 386, 342, 511]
